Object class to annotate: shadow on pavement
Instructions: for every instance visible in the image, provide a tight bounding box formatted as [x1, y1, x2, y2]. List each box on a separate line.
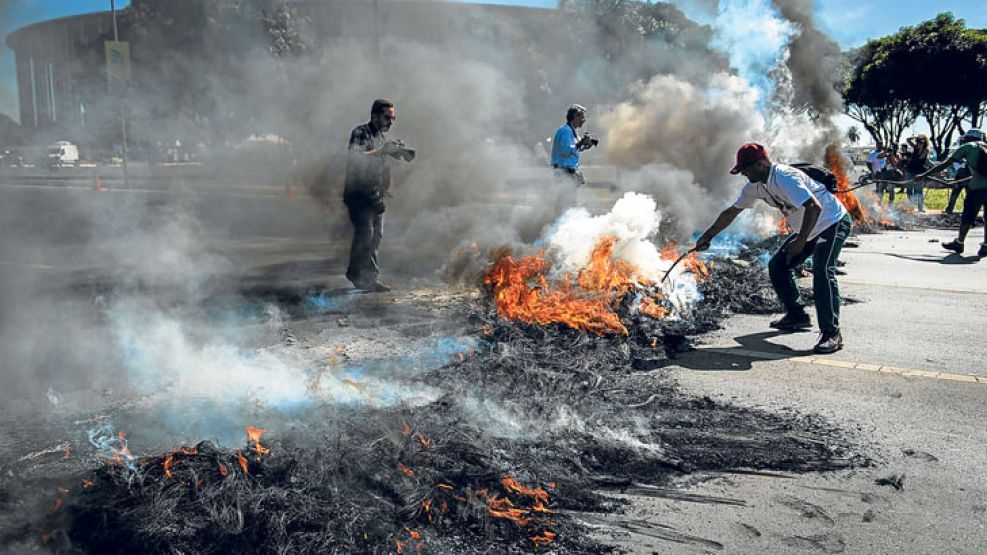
[667, 330, 815, 371]
[885, 253, 982, 265]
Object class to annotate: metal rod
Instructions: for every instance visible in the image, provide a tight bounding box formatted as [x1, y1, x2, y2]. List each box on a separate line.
[661, 248, 697, 284]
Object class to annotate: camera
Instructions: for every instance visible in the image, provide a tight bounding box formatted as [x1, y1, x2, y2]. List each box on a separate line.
[386, 139, 416, 162]
[579, 134, 599, 150]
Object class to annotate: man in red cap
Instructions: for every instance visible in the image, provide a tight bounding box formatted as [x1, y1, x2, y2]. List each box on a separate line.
[695, 142, 853, 354]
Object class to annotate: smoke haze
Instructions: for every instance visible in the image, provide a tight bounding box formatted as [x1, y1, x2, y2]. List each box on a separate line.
[0, 0, 850, 444]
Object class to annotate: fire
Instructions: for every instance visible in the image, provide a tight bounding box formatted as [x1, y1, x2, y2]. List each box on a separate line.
[396, 461, 415, 477]
[826, 146, 873, 225]
[417, 433, 432, 449]
[530, 531, 557, 546]
[486, 497, 533, 526]
[638, 296, 669, 319]
[681, 251, 709, 280]
[218, 463, 228, 477]
[82, 479, 95, 489]
[502, 476, 549, 504]
[246, 425, 271, 456]
[236, 451, 249, 475]
[163, 453, 176, 478]
[484, 249, 627, 335]
[484, 236, 683, 336]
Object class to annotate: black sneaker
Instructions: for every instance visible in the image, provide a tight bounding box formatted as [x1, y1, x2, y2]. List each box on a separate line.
[942, 239, 964, 254]
[814, 331, 844, 354]
[362, 281, 392, 293]
[979, 243, 987, 258]
[769, 311, 812, 331]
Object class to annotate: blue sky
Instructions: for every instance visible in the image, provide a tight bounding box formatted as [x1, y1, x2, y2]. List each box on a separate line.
[2, 0, 987, 122]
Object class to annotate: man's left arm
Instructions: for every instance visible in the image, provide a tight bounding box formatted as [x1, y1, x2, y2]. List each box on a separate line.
[786, 198, 821, 263]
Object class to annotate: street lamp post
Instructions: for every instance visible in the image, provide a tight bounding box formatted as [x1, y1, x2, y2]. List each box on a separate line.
[110, 0, 130, 187]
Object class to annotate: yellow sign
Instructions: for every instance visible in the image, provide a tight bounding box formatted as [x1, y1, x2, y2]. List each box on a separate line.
[105, 41, 131, 86]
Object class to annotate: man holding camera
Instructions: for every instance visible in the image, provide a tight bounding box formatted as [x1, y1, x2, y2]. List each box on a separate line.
[342, 98, 414, 292]
[550, 104, 598, 205]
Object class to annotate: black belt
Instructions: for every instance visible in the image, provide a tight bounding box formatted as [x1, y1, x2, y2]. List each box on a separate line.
[552, 165, 577, 174]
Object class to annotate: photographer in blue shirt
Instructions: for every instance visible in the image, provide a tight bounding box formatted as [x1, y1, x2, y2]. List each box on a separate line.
[551, 104, 598, 186]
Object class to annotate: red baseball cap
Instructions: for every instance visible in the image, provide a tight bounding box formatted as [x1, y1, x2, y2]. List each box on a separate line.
[729, 142, 768, 174]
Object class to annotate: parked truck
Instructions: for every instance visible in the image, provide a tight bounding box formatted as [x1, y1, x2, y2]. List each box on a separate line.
[45, 141, 80, 169]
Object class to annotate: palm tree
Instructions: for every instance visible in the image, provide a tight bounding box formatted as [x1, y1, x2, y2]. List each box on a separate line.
[846, 125, 861, 145]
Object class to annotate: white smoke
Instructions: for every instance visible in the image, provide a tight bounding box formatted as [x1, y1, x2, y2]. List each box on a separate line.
[544, 192, 702, 308]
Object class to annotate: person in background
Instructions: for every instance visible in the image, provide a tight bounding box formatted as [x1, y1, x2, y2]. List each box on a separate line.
[550, 104, 598, 208]
[903, 135, 931, 211]
[918, 129, 987, 257]
[944, 160, 971, 215]
[695, 143, 852, 354]
[342, 98, 414, 292]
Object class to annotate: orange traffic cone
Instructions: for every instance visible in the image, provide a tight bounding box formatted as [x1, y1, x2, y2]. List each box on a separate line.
[94, 167, 105, 192]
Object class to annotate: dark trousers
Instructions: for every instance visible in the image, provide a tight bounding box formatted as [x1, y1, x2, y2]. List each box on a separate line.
[958, 187, 987, 242]
[945, 185, 965, 213]
[768, 214, 852, 334]
[345, 200, 384, 285]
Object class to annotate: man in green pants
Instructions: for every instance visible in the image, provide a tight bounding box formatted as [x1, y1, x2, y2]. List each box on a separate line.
[695, 143, 853, 354]
[918, 128, 987, 257]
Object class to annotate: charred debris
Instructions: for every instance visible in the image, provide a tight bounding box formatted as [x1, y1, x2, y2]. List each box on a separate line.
[14, 245, 866, 554]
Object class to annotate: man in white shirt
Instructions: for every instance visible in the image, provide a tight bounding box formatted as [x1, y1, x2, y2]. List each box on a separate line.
[695, 143, 853, 354]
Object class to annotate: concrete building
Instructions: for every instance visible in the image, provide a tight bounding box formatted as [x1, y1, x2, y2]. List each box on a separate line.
[5, 0, 553, 142]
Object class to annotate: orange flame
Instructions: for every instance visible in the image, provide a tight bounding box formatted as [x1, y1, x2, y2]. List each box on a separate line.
[776, 217, 790, 234]
[638, 297, 669, 319]
[486, 497, 533, 526]
[483, 237, 647, 336]
[218, 463, 228, 477]
[236, 451, 249, 475]
[502, 476, 549, 504]
[682, 251, 709, 280]
[401, 421, 411, 436]
[163, 453, 176, 479]
[397, 461, 415, 478]
[530, 530, 557, 546]
[417, 433, 432, 449]
[82, 479, 95, 489]
[826, 146, 873, 226]
[246, 425, 271, 456]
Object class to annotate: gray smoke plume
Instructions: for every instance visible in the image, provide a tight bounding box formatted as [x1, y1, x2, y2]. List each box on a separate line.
[0, 0, 846, 425]
[770, 0, 844, 116]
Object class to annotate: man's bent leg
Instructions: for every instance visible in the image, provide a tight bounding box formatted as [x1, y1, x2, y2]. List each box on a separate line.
[768, 234, 815, 313]
[812, 214, 852, 334]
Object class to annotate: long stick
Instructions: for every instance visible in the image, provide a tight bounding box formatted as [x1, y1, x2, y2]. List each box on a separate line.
[661, 248, 697, 284]
[866, 175, 971, 187]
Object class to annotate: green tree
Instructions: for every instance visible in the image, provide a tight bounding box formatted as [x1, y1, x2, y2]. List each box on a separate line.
[846, 125, 860, 144]
[842, 13, 987, 155]
[842, 40, 916, 149]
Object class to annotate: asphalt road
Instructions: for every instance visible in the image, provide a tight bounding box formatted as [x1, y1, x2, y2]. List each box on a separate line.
[601, 226, 987, 554]
[2, 177, 985, 553]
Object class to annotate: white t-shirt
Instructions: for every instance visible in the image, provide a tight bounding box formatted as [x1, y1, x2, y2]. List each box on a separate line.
[733, 163, 848, 240]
